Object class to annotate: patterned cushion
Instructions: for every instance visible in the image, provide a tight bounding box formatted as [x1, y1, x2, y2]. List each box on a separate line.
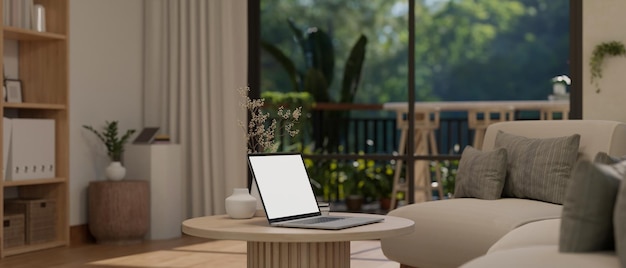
[495, 131, 580, 204]
[454, 146, 507, 200]
[559, 157, 625, 252]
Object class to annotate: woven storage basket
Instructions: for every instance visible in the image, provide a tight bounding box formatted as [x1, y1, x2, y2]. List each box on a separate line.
[5, 199, 56, 244]
[3, 213, 25, 248]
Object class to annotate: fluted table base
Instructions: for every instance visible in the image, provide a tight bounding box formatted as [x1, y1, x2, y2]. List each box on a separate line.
[247, 241, 350, 268]
[182, 213, 414, 268]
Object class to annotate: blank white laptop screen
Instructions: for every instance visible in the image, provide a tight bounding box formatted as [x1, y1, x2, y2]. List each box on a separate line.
[247, 154, 320, 220]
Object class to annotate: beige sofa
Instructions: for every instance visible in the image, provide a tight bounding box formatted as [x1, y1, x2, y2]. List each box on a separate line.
[381, 120, 626, 268]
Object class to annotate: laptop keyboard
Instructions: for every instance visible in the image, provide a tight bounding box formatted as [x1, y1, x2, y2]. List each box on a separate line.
[291, 217, 343, 225]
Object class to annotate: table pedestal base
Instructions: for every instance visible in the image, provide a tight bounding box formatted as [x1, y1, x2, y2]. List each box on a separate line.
[247, 241, 350, 268]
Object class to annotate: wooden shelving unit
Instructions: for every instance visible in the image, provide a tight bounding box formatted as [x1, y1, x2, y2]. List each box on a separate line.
[0, 0, 69, 257]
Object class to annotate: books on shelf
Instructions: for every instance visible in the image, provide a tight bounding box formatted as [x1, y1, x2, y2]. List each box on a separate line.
[3, 0, 45, 31]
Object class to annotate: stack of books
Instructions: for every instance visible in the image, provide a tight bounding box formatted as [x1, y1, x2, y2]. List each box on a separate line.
[153, 135, 171, 144]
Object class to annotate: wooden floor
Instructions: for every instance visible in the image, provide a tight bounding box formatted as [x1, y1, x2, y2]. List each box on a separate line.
[0, 235, 400, 267]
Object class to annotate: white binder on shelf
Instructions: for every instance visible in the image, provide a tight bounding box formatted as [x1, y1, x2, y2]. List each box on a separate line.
[6, 118, 55, 181]
[3, 117, 12, 180]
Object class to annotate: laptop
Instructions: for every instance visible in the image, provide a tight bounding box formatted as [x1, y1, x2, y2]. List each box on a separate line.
[247, 153, 384, 230]
[132, 127, 160, 144]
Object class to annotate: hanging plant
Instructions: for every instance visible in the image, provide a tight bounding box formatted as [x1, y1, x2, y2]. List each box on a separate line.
[590, 41, 626, 93]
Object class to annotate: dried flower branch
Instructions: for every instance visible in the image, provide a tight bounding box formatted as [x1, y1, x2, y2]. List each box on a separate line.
[239, 87, 302, 153]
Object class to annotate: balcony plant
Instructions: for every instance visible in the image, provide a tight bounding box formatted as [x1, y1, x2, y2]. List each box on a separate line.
[590, 41, 626, 93]
[261, 19, 367, 151]
[342, 175, 365, 211]
[83, 121, 136, 180]
[369, 163, 394, 210]
[550, 75, 571, 95]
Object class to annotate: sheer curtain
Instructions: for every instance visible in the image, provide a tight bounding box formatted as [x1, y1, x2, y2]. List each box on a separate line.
[143, 0, 248, 218]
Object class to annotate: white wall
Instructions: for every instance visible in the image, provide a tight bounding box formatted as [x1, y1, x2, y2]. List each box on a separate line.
[582, 1, 626, 121]
[69, 0, 143, 225]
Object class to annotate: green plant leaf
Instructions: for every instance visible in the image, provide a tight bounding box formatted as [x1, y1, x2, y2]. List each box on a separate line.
[590, 41, 626, 93]
[83, 121, 135, 161]
[306, 28, 335, 86]
[260, 40, 301, 92]
[340, 34, 368, 103]
[287, 19, 307, 56]
[303, 68, 330, 102]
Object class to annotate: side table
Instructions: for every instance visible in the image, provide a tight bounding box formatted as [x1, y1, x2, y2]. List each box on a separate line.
[88, 180, 149, 244]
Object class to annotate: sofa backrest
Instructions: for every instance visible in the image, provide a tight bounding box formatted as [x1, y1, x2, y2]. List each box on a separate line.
[482, 120, 626, 160]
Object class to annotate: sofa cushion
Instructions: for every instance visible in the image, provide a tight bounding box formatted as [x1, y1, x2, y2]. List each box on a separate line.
[559, 158, 625, 252]
[495, 131, 580, 204]
[381, 198, 561, 268]
[614, 172, 626, 266]
[461, 245, 619, 268]
[488, 219, 560, 253]
[454, 146, 507, 200]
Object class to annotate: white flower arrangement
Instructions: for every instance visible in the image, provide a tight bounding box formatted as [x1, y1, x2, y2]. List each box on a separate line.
[238, 87, 302, 153]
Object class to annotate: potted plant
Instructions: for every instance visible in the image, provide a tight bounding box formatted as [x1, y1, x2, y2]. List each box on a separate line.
[590, 41, 626, 93]
[372, 165, 394, 211]
[83, 121, 136, 180]
[342, 176, 364, 211]
[550, 75, 571, 96]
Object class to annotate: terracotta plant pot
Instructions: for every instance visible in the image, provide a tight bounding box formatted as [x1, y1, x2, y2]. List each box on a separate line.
[379, 197, 391, 211]
[345, 195, 363, 211]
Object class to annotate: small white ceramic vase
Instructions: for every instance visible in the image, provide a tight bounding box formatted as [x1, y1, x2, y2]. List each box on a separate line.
[105, 161, 126, 181]
[225, 188, 257, 219]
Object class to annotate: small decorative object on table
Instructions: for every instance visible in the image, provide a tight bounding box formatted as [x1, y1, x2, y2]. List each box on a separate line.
[225, 188, 257, 219]
[83, 121, 136, 181]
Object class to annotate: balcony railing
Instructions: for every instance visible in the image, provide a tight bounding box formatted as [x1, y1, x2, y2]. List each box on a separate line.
[270, 102, 551, 211]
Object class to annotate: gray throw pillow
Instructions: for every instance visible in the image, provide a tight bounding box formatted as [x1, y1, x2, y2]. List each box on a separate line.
[454, 146, 507, 200]
[595, 151, 626, 165]
[559, 158, 625, 252]
[495, 131, 580, 204]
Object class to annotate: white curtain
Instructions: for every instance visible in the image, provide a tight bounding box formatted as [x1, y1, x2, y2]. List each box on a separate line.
[143, 0, 248, 218]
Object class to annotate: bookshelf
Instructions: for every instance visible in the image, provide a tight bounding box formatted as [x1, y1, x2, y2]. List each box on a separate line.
[0, 0, 69, 257]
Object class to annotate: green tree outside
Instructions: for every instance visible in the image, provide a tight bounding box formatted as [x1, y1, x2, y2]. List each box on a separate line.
[260, 0, 569, 103]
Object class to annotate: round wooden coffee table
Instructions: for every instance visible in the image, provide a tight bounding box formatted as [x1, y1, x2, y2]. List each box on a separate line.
[182, 212, 414, 268]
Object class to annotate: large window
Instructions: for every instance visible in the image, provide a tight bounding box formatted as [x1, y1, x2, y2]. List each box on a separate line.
[250, 0, 575, 207]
